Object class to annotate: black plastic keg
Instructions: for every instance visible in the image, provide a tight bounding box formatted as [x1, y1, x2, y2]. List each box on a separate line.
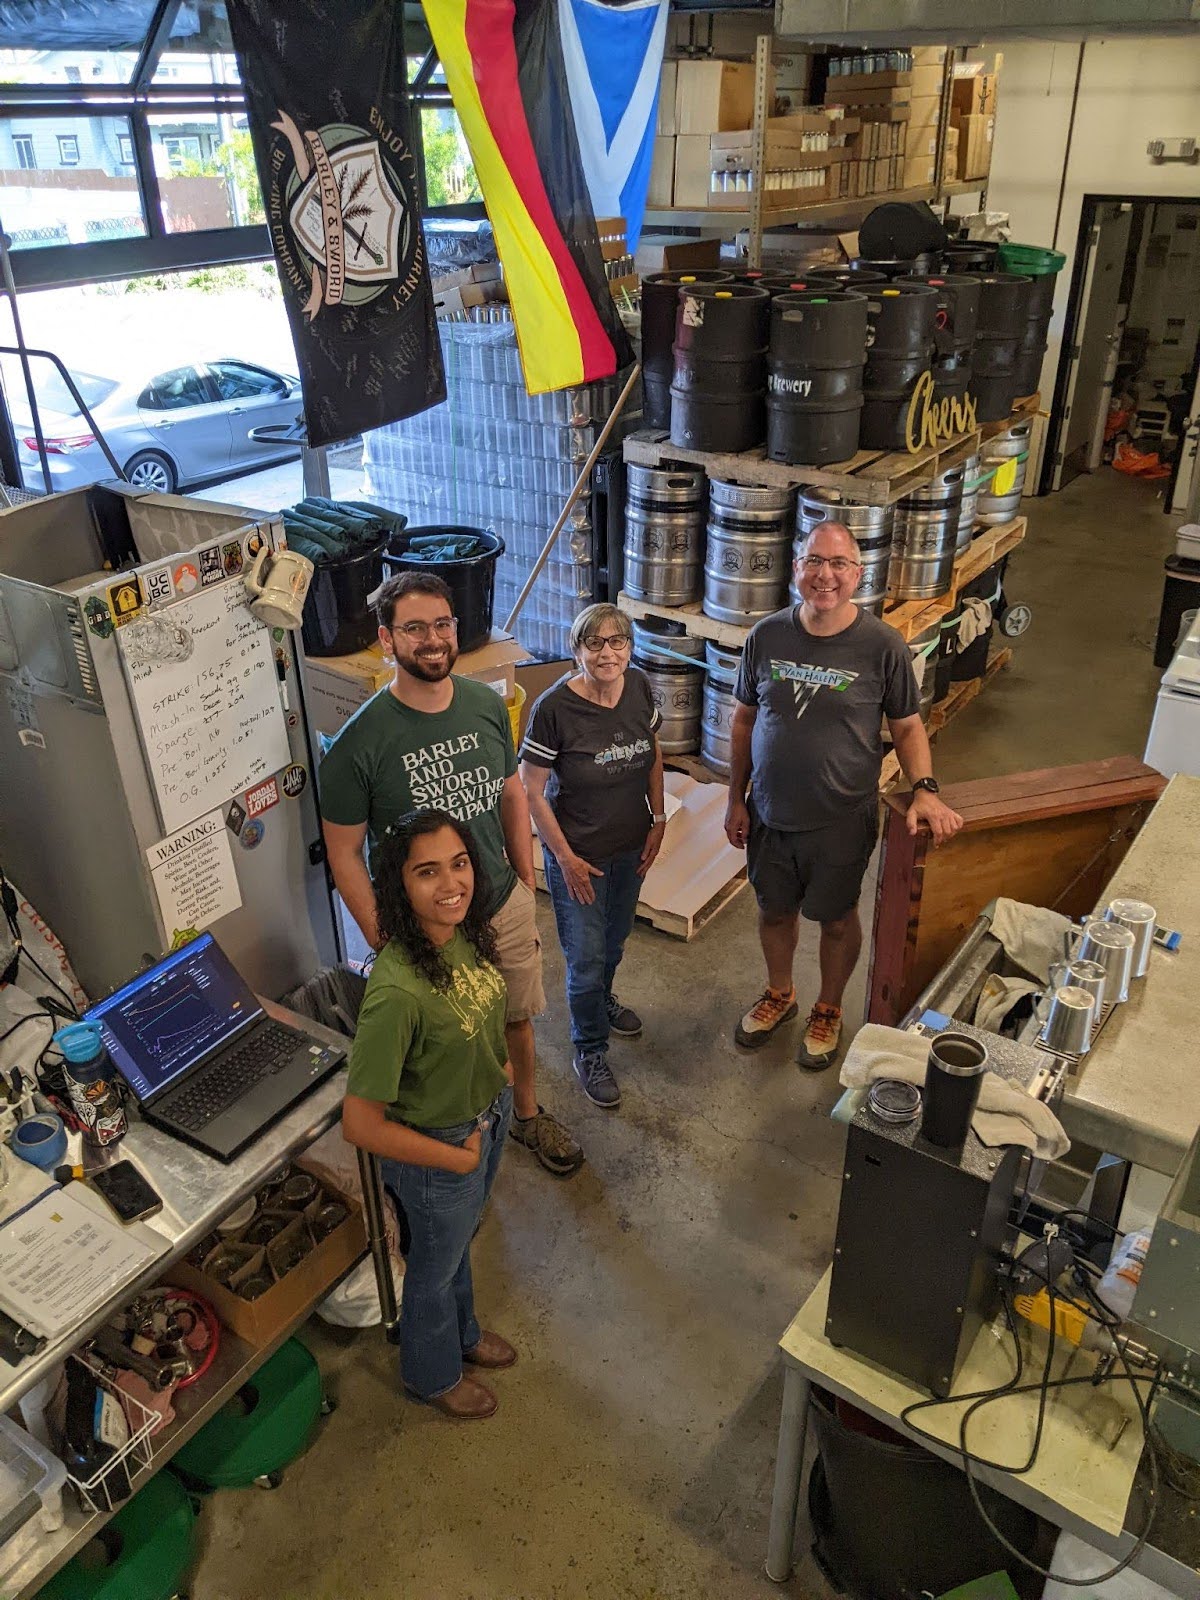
[756, 273, 822, 296]
[805, 266, 887, 291]
[898, 273, 981, 409]
[767, 290, 869, 467]
[941, 240, 999, 274]
[1010, 274, 1057, 396]
[670, 282, 771, 453]
[971, 274, 1032, 422]
[860, 283, 938, 451]
[641, 269, 733, 432]
[855, 252, 938, 279]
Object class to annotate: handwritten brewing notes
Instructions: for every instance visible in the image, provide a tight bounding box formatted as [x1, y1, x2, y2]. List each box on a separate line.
[121, 579, 290, 833]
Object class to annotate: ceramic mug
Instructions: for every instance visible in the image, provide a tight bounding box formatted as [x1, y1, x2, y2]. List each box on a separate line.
[244, 545, 314, 629]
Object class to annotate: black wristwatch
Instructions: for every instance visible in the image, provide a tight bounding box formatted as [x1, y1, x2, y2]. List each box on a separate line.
[912, 776, 940, 795]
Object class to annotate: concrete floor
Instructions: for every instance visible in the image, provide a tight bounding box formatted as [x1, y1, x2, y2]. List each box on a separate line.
[187, 468, 1176, 1600]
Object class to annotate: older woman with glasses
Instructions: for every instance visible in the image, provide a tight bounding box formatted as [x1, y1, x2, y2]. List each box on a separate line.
[519, 603, 666, 1110]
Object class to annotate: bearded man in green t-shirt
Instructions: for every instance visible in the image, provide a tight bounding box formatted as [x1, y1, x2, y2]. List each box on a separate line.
[320, 572, 583, 1178]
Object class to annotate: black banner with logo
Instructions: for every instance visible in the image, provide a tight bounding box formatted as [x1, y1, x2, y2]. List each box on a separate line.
[227, 0, 446, 448]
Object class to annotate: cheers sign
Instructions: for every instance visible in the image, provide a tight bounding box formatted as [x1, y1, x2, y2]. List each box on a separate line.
[904, 370, 978, 454]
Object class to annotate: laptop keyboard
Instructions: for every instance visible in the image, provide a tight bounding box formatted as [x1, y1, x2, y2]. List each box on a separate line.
[165, 1022, 303, 1132]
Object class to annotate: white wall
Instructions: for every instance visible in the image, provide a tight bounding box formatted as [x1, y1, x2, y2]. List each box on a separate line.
[985, 35, 1200, 484]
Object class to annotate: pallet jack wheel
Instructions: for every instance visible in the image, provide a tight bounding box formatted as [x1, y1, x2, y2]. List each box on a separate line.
[999, 600, 1032, 637]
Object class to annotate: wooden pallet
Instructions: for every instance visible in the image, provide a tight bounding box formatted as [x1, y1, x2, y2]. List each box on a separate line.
[951, 518, 1025, 590]
[663, 751, 726, 785]
[623, 394, 1039, 508]
[878, 649, 1013, 791]
[534, 861, 749, 940]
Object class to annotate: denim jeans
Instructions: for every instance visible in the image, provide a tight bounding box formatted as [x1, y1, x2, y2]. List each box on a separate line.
[380, 1083, 512, 1400]
[542, 847, 643, 1052]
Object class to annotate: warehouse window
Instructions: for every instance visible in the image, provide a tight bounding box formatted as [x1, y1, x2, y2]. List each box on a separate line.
[0, 116, 147, 252]
[13, 135, 35, 169]
[118, 136, 135, 166]
[56, 134, 79, 166]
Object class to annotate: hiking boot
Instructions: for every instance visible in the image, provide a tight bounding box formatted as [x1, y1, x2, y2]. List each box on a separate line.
[573, 1048, 621, 1109]
[508, 1107, 585, 1177]
[734, 986, 798, 1049]
[605, 993, 643, 1038]
[797, 1004, 843, 1071]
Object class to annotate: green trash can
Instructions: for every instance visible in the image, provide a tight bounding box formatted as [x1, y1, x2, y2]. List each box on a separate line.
[997, 242, 1068, 397]
[37, 1470, 195, 1600]
[172, 1338, 323, 1491]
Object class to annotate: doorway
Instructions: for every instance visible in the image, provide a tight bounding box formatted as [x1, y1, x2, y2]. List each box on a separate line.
[1042, 192, 1200, 508]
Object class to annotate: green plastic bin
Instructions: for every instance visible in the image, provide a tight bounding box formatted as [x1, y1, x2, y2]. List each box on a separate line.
[172, 1338, 323, 1490]
[37, 1470, 194, 1600]
[996, 242, 1067, 276]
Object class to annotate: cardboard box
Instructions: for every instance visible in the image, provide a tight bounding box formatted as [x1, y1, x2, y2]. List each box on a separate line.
[169, 1168, 367, 1348]
[902, 153, 938, 189]
[944, 124, 960, 181]
[304, 631, 525, 737]
[658, 59, 677, 135]
[675, 59, 754, 134]
[959, 112, 994, 179]
[515, 658, 571, 741]
[910, 62, 946, 99]
[825, 68, 910, 95]
[827, 84, 911, 108]
[674, 132, 716, 208]
[905, 95, 943, 159]
[952, 72, 998, 119]
[635, 234, 722, 275]
[649, 135, 675, 207]
[912, 45, 948, 66]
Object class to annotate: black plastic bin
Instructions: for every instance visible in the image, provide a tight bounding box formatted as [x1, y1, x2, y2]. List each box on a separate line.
[382, 527, 504, 652]
[301, 537, 386, 658]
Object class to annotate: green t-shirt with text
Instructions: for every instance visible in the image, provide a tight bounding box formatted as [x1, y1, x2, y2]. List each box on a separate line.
[318, 676, 518, 916]
[346, 932, 509, 1128]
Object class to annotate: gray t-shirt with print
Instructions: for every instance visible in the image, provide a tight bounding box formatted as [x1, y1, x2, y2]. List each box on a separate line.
[734, 606, 919, 831]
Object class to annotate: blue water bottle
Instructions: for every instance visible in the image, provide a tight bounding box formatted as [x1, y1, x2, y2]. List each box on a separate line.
[53, 1021, 128, 1150]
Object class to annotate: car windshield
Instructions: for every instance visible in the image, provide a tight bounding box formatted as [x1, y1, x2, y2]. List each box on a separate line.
[2, 365, 118, 424]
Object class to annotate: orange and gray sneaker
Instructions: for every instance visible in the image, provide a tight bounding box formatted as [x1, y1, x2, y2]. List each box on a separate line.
[734, 985, 799, 1049]
[797, 1003, 843, 1071]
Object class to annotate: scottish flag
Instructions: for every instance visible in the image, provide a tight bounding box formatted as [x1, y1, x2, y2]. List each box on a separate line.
[557, 0, 669, 250]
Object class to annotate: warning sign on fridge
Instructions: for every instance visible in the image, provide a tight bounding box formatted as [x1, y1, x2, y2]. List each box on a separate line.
[146, 810, 242, 942]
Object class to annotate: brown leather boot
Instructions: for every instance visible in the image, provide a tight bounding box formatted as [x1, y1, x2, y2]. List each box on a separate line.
[463, 1330, 517, 1369]
[425, 1376, 497, 1419]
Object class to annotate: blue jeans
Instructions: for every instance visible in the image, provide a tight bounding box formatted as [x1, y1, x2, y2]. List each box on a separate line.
[380, 1084, 512, 1401]
[542, 847, 643, 1052]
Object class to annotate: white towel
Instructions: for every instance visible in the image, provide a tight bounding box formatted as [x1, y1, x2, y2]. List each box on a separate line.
[990, 896, 1074, 983]
[973, 973, 1041, 1033]
[840, 1023, 1070, 1162]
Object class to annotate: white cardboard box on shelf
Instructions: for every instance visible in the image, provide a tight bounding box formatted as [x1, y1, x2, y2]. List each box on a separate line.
[658, 59, 678, 135]
[674, 59, 755, 135]
[673, 133, 716, 208]
[649, 135, 675, 207]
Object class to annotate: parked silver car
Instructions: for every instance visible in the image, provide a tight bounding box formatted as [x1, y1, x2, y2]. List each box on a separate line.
[12, 358, 304, 495]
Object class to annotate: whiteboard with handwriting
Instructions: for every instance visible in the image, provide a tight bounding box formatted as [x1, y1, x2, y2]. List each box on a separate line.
[120, 580, 290, 834]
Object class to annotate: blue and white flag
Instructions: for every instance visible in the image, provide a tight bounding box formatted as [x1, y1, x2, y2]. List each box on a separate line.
[557, 0, 668, 251]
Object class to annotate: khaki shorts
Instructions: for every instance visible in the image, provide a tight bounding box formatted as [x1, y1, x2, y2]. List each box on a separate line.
[489, 878, 546, 1023]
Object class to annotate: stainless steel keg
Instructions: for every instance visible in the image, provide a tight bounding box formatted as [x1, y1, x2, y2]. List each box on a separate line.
[976, 418, 1032, 528]
[890, 462, 965, 601]
[702, 478, 795, 625]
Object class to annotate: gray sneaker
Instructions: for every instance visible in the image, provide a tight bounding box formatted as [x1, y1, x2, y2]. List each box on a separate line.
[573, 1048, 621, 1109]
[605, 993, 643, 1038]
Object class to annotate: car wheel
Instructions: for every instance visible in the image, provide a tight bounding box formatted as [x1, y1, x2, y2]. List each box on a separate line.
[124, 450, 176, 494]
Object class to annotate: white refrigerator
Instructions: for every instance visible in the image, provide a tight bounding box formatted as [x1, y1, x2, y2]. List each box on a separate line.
[1145, 609, 1200, 778]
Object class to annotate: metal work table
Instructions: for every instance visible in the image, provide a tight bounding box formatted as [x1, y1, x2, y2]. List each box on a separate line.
[0, 1002, 397, 1597]
[1059, 774, 1200, 1176]
[765, 1271, 1198, 1594]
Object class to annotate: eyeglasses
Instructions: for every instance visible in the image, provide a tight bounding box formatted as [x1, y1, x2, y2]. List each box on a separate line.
[581, 633, 632, 653]
[800, 555, 860, 574]
[391, 617, 458, 641]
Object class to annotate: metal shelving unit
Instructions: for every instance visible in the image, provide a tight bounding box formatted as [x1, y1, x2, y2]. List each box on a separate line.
[643, 37, 990, 264]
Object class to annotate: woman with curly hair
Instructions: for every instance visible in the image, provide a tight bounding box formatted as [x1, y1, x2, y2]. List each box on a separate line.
[342, 809, 515, 1420]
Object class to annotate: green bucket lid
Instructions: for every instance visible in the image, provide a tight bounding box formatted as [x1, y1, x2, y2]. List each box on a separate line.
[997, 242, 1067, 277]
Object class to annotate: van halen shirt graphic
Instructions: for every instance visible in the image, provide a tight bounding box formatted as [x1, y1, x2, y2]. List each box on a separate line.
[770, 659, 860, 719]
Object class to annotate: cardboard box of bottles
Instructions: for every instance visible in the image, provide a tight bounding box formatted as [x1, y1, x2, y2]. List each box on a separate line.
[824, 68, 911, 95]
[674, 59, 755, 135]
[649, 135, 675, 206]
[849, 119, 905, 159]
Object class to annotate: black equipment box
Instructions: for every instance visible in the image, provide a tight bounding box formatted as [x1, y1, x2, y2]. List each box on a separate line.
[826, 1022, 1042, 1397]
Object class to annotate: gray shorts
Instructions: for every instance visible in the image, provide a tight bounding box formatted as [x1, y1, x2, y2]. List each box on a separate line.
[747, 802, 879, 924]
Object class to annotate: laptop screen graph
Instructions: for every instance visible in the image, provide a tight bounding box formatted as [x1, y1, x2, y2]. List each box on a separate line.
[87, 934, 263, 1101]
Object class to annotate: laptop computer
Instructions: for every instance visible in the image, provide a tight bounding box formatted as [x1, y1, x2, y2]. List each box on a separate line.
[87, 934, 346, 1163]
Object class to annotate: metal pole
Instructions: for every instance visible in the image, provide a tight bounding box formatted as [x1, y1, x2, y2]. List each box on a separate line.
[503, 362, 641, 634]
[0, 218, 51, 494]
[765, 1367, 812, 1583]
[749, 34, 771, 271]
[355, 1146, 401, 1342]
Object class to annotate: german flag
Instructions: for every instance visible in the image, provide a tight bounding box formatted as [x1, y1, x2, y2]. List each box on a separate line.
[425, 0, 633, 393]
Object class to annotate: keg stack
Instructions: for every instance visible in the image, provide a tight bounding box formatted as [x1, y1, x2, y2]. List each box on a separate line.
[898, 273, 981, 413]
[766, 290, 870, 467]
[640, 270, 732, 433]
[631, 618, 704, 754]
[976, 418, 1033, 527]
[703, 479, 795, 625]
[807, 266, 886, 291]
[890, 462, 965, 601]
[971, 273, 1033, 422]
[860, 283, 939, 450]
[670, 282, 771, 453]
[791, 490, 892, 616]
[701, 640, 743, 777]
[956, 452, 983, 550]
[997, 242, 1067, 399]
[940, 240, 998, 275]
[623, 463, 706, 606]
